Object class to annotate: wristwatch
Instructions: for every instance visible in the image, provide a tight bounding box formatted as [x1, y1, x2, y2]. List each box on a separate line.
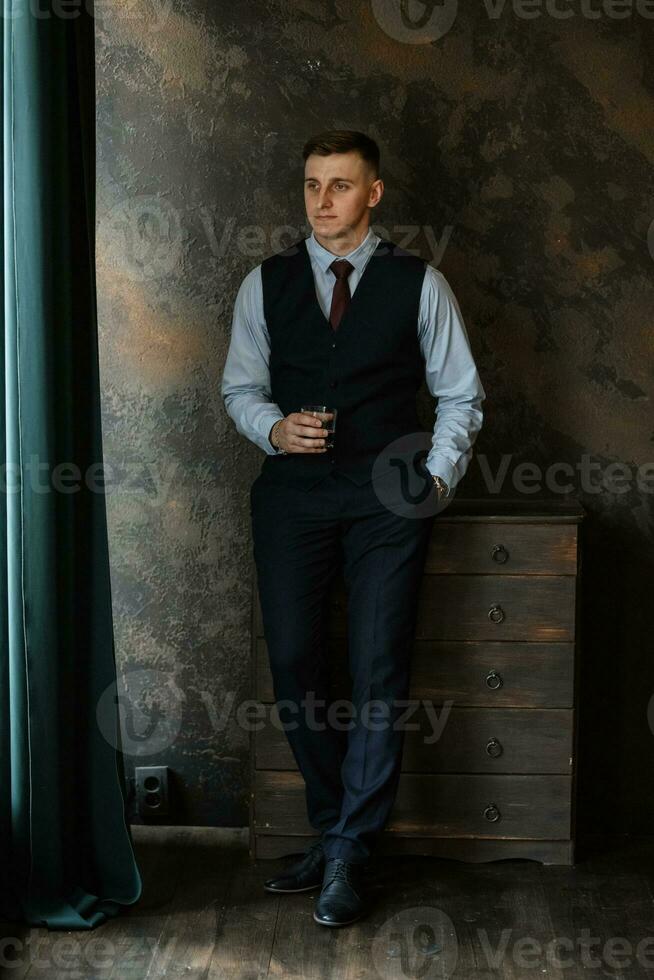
[431, 475, 450, 496]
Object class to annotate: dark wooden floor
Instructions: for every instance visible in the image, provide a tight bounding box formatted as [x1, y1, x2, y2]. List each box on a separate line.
[3, 828, 654, 978]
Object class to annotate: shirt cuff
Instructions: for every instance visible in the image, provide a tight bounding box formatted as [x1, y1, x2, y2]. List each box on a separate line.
[425, 457, 457, 494]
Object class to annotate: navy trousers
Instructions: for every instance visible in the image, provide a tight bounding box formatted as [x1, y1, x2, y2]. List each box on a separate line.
[250, 468, 438, 865]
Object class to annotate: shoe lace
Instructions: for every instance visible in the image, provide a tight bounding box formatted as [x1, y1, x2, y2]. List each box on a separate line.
[325, 859, 356, 886]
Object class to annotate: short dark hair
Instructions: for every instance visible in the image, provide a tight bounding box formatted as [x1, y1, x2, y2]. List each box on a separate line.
[302, 130, 381, 179]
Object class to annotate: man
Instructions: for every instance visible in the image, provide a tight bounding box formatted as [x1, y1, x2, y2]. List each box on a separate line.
[221, 130, 485, 927]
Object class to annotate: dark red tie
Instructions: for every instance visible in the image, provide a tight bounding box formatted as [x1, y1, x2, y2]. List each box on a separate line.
[329, 259, 354, 331]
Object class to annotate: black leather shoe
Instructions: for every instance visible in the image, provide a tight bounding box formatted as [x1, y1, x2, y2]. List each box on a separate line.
[263, 839, 325, 893]
[313, 858, 366, 926]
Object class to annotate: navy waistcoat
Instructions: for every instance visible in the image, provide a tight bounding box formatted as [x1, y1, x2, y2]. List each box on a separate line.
[260, 237, 428, 491]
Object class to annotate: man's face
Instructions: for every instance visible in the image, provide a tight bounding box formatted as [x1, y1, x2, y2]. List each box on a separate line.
[304, 151, 383, 247]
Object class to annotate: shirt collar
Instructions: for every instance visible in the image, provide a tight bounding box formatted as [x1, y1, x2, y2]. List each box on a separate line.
[306, 226, 380, 275]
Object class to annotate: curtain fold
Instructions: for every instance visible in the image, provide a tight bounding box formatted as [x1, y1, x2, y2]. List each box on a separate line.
[0, 0, 142, 928]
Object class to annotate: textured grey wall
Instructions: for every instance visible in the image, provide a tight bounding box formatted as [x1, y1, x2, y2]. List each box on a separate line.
[95, 1, 654, 833]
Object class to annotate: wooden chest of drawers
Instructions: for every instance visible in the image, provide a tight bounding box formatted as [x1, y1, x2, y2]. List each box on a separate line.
[249, 497, 585, 865]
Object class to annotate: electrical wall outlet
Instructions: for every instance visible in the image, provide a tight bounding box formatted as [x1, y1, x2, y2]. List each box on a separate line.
[134, 766, 170, 819]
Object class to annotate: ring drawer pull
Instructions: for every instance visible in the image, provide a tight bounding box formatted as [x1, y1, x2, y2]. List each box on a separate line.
[486, 737, 503, 758]
[488, 603, 505, 624]
[484, 802, 501, 823]
[485, 670, 503, 690]
[491, 544, 509, 564]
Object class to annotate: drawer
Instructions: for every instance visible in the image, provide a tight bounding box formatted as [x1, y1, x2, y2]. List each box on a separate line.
[253, 575, 577, 641]
[254, 771, 572, 839]
[327, 576, 576, 641]
[255, 706, 573, 773]
[414, 576, 576, 641]
[255, 638, 575, 707]
[426, 522, 578, 574]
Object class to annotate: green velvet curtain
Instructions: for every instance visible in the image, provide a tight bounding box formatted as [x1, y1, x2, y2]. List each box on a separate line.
[0, 0, 142, 927]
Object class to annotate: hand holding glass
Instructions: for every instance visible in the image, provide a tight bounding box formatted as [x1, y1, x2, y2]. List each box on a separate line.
[300, 405, 338, 449]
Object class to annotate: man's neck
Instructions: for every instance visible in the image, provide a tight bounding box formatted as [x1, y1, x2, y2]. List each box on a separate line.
[312, 224, 371, 257]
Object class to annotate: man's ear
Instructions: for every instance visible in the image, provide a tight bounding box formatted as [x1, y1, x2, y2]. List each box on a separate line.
[369, 179, 384, 207]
